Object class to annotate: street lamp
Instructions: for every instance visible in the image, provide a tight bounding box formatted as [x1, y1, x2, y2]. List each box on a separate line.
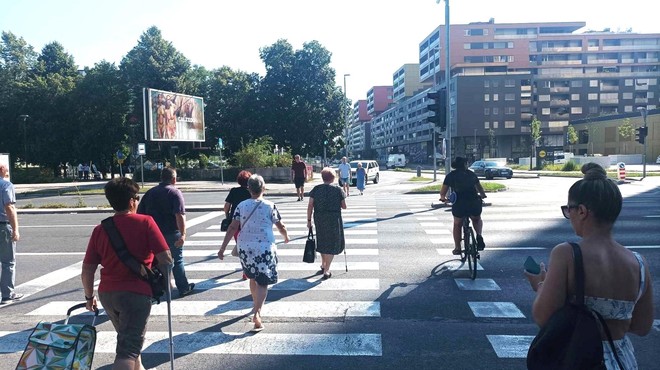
[343, 73, 350, 158]
[637, 107, 648, 178]
[441, 0, 452, 174]
[19, 115, 29, 169]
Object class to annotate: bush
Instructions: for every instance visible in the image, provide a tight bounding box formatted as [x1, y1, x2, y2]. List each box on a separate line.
[233, 136, 293, 168]
[561, 161, 578, 171]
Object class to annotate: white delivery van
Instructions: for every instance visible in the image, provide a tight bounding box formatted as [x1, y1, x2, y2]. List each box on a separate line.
[387, 154, 407, 169]
[554, 152, 574, 164]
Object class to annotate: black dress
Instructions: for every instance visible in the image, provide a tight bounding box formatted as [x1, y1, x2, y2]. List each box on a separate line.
[309, 184, 346, 255]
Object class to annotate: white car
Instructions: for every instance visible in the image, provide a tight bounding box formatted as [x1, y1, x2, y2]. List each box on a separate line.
[349, 160, 380, 185]
[656, 155, 660, 164]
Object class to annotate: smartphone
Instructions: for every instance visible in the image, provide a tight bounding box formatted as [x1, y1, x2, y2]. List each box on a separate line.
[524, 256, 541, 274]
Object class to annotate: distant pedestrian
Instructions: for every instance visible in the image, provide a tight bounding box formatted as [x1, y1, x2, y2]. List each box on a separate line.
[307, 168, 347, 280]
[0, 164, 23, 304]
[82, 163, 90, 180]
[291, 154, 308, 201]
[355, 162, 366, 195]
[337, 157, 351, 197]
[224, 170, 252, 280]
[219, 174, 290, 332]
[137, 167, 195, 297]
[77, 163, 83, 179]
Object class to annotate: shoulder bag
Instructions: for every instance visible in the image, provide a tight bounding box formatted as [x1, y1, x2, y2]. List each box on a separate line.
[527, 242, 625, 370]
[303, 227, 316, 263]
[101, 217, 167, 304]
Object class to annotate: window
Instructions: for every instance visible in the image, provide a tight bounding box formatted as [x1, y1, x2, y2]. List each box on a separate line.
[493, 121, 499, 129]
[492, 107, 499, 115]
[571, 94, 580, 101]
[539, 95, 551, 101]
[484, 108, 490, 115]
[484, 80, 490, 88]
[505, 107, 516, 114]
[590, 80, 599, 87]
[625, 79, 633, 86]
[505, 121, 515, 128]
[623, 92, 633, 99]
[484, 94, 490, 101]
[505, 93, 515, 101]
[505, 79, 515, 87]
[624, 105, 633, 112]
[484, 121, 490, 129]
[571, 107, 582, 114]
[542, 108, 550, 115]
[492, 81, 499, 88]
[570, 80, 583, 87]
[493, 94, 499, 101]
[588, 93, 598, 100]
[589, 106, 599, 114]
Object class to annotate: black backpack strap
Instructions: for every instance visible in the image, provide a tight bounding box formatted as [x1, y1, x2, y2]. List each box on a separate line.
[101, 217, 149, 280]
[569, 242, 626, 370]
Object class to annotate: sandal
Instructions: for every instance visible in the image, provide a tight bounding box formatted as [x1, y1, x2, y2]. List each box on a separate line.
[452, 249, 462, 256]
[322, 272, 332, 280]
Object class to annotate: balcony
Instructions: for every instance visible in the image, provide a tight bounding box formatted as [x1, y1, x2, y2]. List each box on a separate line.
[540, 46, 582, 52]
[600, 85, 619, 92]
[599, 98, 619, 105]
[549, 99, 570, 107]
[635, 98, 649, 104]
[521, 113, 533, 120]
[549, 87, 570, 93]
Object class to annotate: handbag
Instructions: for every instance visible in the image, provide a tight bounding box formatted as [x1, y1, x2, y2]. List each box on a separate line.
[303, 227, 316, 263]
[527, 242, 625, 370]
[101, 217, 167, 304]
[231, 201, 262, 257]
[220, 218, 231, 232]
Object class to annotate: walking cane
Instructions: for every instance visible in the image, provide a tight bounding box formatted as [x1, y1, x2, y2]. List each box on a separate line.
[165, 265, 175, 370]
[343, 247, 348, 272]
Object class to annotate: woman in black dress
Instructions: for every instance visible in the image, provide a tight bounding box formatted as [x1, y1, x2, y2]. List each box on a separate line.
[306, 167, 347, 279]
[224, 170, 252, 279]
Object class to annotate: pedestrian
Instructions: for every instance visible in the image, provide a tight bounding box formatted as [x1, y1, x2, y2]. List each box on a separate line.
[524, 163, 654, 369]
[306, 167, 347, 280]
[355, 162, 366, 195]
[0, 164, 23, 304]
[82, 163, 90, 180]
[223, 170, 252, 280]
[291, 154, 308, 201]
[81, 177, 173, 370]
[337, 156, 352, 197]
[218, 174, 289, 332]
[77, 163, 83, 179]
[137, 167, 195, 297]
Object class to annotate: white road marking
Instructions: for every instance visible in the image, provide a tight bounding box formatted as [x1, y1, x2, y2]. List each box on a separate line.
[454, 279, 501, 291]
[185, 261, 379, 271]
[184, 249, 379, 257]
[0, 331, 383, 356]
[486, 335, 533, 358]
[191, 278, 380, 291]
[28, 300, 381, 318]
[0, 262, 83, 309]
[416, 217, 438, 221]
[468, 302, 525, 318]
[424, 229, 451, 235]
[186, 211, 224, 227]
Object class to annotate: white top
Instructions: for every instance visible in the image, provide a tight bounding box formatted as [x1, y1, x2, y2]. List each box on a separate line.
[338, 163, 351, 178]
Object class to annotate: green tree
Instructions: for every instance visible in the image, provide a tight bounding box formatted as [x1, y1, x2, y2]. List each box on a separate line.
[530, 117, 542, 170]
[617, 118, 634, 154]
[566, 124, 578, 153]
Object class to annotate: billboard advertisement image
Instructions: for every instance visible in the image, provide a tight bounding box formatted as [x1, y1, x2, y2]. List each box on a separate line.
[145, 88, 205, 142]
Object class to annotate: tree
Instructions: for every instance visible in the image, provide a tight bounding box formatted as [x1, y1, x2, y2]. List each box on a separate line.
[566, 124, 578, 153]
[617, 118, 634, 154]
[530, 117, 542, 170]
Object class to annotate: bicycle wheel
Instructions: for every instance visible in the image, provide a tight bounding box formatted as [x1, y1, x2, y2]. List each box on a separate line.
[466, 228, 477, 280]
[463, 222, 474, 278]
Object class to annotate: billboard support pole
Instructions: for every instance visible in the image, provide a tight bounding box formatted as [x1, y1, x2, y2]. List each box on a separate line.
[219, 149, 224, 185]
[140, 155, 144, 187]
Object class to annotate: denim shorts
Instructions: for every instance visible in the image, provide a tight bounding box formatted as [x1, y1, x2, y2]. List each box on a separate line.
[99, 290, 152, 360]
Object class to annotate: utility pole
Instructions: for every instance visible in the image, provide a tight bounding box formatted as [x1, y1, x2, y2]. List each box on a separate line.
[638, 107, 648, 179]
[343, 74, 350, 158]
[441, 0, 451, 173]
[19, 115, 29, 169]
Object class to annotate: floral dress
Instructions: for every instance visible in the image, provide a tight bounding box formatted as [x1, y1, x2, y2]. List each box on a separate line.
[233, 198, 282, 286]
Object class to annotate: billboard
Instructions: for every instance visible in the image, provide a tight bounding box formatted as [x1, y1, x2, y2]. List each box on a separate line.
[0, 153, 9, 181]
[144, 88, 205, 142]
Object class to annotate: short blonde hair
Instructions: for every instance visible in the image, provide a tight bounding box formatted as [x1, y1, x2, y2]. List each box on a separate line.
[321, 167, 336, 182]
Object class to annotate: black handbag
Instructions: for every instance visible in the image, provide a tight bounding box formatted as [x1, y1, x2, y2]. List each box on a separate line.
[220, 218, 231, 232]
[303, 227, 316, 263]
[101, 217, 167, 304]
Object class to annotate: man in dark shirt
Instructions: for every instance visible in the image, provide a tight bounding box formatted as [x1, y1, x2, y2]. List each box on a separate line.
[291, 155, 308, 201]
[137, 167, 194, 297]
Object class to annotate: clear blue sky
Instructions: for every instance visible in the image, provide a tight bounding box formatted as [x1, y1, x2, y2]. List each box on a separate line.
[2, 0, 657, 103]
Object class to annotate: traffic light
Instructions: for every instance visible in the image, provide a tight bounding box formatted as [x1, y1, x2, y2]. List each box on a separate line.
[635, 126, 648, 144]
[426, 88, 447, 131]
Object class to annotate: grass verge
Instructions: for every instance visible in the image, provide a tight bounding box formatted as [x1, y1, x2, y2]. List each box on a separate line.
[409, 181, 506, 193]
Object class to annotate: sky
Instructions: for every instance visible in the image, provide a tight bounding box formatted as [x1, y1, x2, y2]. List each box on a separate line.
[1, 0, 658, 103]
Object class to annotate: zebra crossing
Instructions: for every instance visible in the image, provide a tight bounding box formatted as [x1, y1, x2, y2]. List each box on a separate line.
[1, 199, 386, 359]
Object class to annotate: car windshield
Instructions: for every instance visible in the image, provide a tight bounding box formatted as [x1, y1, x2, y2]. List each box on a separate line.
[484, 161, 500, 167]
[350, 162, 363, 169]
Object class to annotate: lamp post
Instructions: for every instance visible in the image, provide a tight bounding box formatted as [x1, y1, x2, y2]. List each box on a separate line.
[638, 107, 648, 179]
[19, 115, 29, 169]
[343, 73, 350, 158]
[442, 0, 451, 174]
[430, 46, 440, 181]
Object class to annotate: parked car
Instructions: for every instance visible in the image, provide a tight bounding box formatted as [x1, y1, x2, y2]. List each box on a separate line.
[469, 160, 513, 179]
[386, 154, 407, 169]
[349, 160, 380, 185]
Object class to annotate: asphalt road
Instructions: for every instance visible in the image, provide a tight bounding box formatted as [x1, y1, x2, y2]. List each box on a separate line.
[1, 173, 659, 369]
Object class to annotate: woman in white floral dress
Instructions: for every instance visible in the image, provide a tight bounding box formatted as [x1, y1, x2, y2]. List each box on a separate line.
[219, 174, 289, 332]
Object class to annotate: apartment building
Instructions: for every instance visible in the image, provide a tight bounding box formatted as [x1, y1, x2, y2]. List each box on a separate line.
[347, 100, 371, 158]
[393, 64, 432, 103]
[372, 20, 660, 163]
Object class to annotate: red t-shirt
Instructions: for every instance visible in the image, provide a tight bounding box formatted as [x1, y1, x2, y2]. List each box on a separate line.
[83, 213, 170, 296]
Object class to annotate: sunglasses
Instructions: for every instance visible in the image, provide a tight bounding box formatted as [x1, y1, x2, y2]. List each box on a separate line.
[560, 205, 578, 219]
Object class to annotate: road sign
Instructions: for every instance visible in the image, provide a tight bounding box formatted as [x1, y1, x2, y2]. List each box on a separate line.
[538, 150, 546, 158]
[137, 143, 146, 155]
[617, 162, 626, 180]
[116, 150, 124, 159]
[117, 158, 125, 164]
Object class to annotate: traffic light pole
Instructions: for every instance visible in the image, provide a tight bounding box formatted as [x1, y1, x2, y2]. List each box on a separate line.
[641, 108, 648, 179]
[443, 0, 451, 174]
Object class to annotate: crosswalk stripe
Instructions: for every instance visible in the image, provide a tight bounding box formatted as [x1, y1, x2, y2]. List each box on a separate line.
[184, 262, 379, 271]
[191, 278, 380, 291]
[184, 239, 378, 246]
[486, 335, 532, 358]
[424, 229, 451, 235]
[183, 249, 379, 257]
[28, 300, 381, 318]
[206, 222, 378, 229]
[0, 262, 83, 309]
[0, 331, 383, 356]
[468, 302, 525, 318]
[455, 279, 501, 291]
[192, 230, 377, 237]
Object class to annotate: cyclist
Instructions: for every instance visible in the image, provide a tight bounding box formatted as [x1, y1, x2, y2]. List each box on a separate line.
[439, 156, 487, 255]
